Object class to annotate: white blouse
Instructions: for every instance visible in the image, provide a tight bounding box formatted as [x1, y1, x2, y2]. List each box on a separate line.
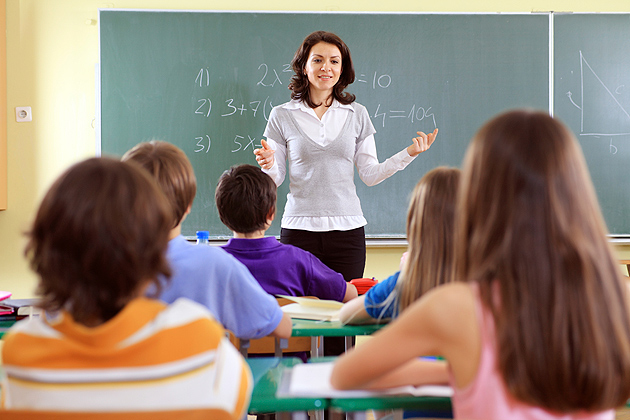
[264, 99, 416, 232]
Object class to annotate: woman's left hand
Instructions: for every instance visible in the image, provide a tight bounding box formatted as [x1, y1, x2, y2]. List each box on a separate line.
[407, 128, 438, 157]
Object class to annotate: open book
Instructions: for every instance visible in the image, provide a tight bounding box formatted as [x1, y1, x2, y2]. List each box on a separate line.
[278, 295, 343, 321]
[0, 291, 13, 316]
[1, 298, 42, 317]
[277, 362, 453, 399]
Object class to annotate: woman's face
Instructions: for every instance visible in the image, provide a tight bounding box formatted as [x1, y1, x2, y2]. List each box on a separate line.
[304, 42, 342, 96]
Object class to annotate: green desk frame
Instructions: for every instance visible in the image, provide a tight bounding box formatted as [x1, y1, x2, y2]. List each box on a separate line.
[247, 357, 327, 420]
[240, 319, 386, 358]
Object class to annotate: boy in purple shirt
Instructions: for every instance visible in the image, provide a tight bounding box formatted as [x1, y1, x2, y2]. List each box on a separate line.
[216, 164, 357, 303]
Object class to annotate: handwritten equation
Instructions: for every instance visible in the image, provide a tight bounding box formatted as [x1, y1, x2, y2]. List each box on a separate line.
[192, 64, 438, 154]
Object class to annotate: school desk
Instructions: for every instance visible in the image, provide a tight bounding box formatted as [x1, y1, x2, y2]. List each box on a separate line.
[247, 357, 327, 420]
[239, 320, 386, 358]
[0, 319, 15, 339]
[291, 319, 385, 357]
[247, 356, 453, 420]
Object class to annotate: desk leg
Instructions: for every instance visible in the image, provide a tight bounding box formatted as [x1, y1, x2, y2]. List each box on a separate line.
[311, 336, 324, 358]
[344, 412, 365, 420]
[276, 337, 288, 358]
[344, 336, 353, 352]
[240, 339, 250, 358]
[291, 412, 308, 420]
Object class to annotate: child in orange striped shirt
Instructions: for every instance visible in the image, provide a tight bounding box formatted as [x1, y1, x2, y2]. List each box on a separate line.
[1, 158, 252, 418]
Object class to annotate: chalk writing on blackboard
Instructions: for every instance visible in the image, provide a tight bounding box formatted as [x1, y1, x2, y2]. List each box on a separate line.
[190, 61, 439, 155]
[194, 135, 211, 153]
[231, 135, 260, 153]
[610, 139, 618, 155]
[357, 72, 392, 89]
[565, 51, 630, 138]
[257, 64, 284, 88]
[195, 68, 210, 87]
[195, 99, 212, 117]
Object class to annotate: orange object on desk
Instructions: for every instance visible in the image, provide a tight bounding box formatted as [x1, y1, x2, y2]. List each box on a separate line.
[350, 277, 378, 295]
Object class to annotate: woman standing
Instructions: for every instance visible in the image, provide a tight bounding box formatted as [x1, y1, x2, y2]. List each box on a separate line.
[254, 30, 438, 282]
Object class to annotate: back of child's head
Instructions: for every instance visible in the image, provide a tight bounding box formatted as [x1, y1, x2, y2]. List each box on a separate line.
[25, 157, 172, 325]
[456, 109, 630, 411]
[122, 140, 196, 228]
[396, 166, 460, 313]
[215, 164, 276, 234]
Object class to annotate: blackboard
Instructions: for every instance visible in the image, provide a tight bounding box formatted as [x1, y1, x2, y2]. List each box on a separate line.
[99, 11, 549, 239]
[554, 14, 630, 236]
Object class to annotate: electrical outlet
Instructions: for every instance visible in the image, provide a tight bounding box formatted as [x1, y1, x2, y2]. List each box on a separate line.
[16, 106, 32, 122]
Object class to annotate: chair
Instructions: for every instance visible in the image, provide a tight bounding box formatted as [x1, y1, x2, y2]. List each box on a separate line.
[229, 297, 320, 358]
[0, 408, 234, 420]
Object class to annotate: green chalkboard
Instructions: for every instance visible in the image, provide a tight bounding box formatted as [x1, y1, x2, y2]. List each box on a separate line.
[554, 14, 630, 236]
[99, 11, 549, 239]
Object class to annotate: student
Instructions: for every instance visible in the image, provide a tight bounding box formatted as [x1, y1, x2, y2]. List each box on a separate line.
[339, 167, 459, 324]
[1, 158, 252, 417]
[216, 164, 357, 303]
[331, 110, 630, 419]
[122, 141, 291, 341]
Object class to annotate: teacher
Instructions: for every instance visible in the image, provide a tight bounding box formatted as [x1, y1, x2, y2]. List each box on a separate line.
[254, 30, 438, 282]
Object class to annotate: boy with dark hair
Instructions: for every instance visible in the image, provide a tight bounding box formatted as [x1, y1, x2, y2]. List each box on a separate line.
[122, 141, 291, 341]
[2, 158, 252, 417]
[216, 164, 357, 302]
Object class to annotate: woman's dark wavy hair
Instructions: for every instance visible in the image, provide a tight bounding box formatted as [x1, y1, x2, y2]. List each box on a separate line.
[288, 31, 356, 108]
[25, 157, 172, 325]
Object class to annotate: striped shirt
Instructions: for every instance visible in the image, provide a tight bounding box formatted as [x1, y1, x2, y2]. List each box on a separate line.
[0, 298, 252, 419]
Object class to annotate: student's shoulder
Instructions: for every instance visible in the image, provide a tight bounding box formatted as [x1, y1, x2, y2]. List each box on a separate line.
[172, 236, 241, 264]
[421, 282, 475, 311]
[163, 298, 224, 331]
[413, 282, 476, 336]
[275, 240, 312, 258]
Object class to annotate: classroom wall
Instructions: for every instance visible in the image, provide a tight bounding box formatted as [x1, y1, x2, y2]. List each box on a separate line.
[2, 0, 630, 297]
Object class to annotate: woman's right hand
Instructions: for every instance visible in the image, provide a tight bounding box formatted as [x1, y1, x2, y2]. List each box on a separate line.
[254, 139, 275, 170]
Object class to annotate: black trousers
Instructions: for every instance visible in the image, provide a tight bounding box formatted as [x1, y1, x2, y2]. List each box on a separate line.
[280, 226, 366, 282]
[280, 227, 366, 356]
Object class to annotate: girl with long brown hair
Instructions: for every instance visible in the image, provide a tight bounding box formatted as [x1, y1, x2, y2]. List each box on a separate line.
[331, 109, 630, 419]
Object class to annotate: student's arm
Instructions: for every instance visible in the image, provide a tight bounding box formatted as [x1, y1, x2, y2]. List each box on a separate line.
[304, 252, 356, 303]
[344, 272, 400, 324]
[331, 282, 479, 391]
[364, 359, 449, 389]
[339, 295, 374, 324]
[269, 312, 292, 339]
[212, 249, 289, 340]
[343, 283, 358, 302]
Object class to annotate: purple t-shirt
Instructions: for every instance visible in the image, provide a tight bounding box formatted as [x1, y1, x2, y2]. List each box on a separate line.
[222, 237, 347, 301]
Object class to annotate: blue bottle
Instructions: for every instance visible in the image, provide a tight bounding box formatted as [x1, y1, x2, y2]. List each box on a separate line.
[196, 230, 210, 245]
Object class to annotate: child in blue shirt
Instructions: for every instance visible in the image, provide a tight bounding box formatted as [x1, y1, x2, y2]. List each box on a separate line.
[216, 164, 357, 303]
[122, 141, 291, 340]
[339, 167, 460, 324]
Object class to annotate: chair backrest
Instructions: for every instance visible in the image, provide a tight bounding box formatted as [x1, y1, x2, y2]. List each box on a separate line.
[229, 297, 317, 355]
[0, 408, 234, 420]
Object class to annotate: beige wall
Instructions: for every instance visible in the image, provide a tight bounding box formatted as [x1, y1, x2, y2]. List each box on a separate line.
[2, 1, 630, 297]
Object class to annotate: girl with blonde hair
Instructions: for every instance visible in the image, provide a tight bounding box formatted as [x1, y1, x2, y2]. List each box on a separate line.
[339, 166, 459, 324]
